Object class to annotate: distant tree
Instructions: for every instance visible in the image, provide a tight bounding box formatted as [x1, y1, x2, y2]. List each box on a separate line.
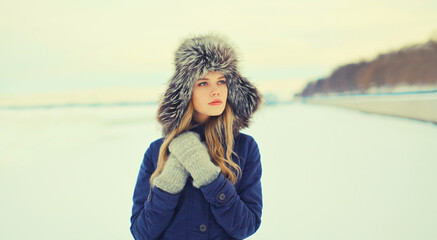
[300, 39, 437, 97]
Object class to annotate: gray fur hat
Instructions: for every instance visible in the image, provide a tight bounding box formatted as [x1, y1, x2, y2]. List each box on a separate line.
[157, 33, 262, 136]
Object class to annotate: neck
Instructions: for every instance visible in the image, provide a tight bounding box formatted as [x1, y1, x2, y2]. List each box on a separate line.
[193, 111, 209, 124]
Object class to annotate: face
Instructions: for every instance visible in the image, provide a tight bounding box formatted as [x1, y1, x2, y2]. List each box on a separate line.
[192, 71, 228, 123]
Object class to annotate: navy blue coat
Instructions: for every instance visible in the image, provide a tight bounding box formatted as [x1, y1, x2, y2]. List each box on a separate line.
[130, 125, 263, 239]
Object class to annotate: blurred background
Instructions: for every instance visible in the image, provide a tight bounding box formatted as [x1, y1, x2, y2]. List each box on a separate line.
[1, 0, 437, 239]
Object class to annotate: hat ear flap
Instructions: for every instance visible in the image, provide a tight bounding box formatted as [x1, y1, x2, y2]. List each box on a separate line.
[227, 72, 263, 119]
[157, 72, 196, 135]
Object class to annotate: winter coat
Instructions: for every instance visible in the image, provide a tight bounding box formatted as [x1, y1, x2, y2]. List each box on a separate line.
[130, 124, 263, 240]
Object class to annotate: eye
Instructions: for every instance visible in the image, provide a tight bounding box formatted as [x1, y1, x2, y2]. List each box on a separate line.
[219, 80, 227, 85]
[198, 82, 207, 87]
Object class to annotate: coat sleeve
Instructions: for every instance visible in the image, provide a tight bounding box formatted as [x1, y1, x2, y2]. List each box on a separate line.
[130, 142, 182, 240]
[200, 137, 263, 239]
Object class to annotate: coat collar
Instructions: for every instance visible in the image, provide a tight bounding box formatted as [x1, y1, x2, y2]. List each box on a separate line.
[188, 121, 241, 143]
[189, 123, 206, 142]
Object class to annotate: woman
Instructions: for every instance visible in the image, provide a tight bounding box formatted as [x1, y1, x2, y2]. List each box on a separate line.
[130, 33, 263, 240]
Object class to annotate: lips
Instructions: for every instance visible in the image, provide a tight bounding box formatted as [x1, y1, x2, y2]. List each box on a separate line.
[208, 99, 223, 105]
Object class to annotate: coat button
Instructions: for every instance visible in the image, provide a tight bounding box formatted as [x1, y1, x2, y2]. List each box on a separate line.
[219, 193, 226, 201]
[199, 224, 207, 232]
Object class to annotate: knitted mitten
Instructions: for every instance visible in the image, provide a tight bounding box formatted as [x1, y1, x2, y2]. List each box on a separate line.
[153, 153, 189, 194]
[169, 131, 221, 188]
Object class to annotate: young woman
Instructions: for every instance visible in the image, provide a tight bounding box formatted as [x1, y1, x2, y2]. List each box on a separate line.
[130, 33, 263, 240]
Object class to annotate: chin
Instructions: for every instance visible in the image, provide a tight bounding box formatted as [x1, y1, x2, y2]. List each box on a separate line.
[208, 109, 225, 116]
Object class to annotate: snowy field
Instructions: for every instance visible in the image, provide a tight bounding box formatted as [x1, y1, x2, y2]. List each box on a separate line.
[303, 91, 437, 123]
[1, 103, 436, 240]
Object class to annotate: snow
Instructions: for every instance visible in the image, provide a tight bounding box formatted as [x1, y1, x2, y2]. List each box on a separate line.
[303, 91, 437, 123]
[1, 103, 436, 239]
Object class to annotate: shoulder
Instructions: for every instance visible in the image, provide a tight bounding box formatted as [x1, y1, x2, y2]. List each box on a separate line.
[143, 137, 164, 166]
[149, 137, 164, 149]
[234, 132, 258, 150]
[234, 132, 260, 162]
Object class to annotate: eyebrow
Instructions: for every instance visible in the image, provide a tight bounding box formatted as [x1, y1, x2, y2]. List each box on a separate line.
[197, 76, 226, 81]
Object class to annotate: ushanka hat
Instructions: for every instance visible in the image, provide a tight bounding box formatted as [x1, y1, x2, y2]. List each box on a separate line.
[157, 33, 262, 136]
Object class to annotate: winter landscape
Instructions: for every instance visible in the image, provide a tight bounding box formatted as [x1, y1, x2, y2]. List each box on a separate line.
[2, 1, 437, 239]
[1, 102, 436, 240]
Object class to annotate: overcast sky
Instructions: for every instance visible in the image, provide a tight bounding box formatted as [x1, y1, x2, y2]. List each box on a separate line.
[1, 0, 437, 95]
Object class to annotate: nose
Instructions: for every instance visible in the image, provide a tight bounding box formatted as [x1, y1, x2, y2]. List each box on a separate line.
[210, 86, 220, 96]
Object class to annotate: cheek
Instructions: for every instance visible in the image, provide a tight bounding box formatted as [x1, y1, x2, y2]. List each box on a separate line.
[192, 88, 205, 106]
[192, 92, 200, 107]
[222, 86, 228, 99]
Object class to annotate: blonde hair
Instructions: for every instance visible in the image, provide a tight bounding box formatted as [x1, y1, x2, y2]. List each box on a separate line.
[150, 101, 241, 185]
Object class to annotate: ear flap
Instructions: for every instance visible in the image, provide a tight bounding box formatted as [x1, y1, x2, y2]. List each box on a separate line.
[157, 71, 197, 135]
[227, 71, 263, 119]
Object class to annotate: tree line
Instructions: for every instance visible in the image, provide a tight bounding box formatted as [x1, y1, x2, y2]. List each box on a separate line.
[298, 38, 437, 97]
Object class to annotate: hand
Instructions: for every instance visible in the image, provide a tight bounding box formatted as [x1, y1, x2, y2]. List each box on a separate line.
[168, 131, 204, 157]
[169, 131, 221, 188]
[153, 153, 189, 194]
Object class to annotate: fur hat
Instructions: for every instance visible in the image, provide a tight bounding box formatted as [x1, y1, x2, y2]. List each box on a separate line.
[157, 33, 262, 136]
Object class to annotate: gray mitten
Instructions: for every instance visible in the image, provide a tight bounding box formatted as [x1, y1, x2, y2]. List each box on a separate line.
[153, 153, 189, 194]
[169, 131, 221, 188]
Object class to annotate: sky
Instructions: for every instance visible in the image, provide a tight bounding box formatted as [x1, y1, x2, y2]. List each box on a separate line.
[1, 0, 437, 96]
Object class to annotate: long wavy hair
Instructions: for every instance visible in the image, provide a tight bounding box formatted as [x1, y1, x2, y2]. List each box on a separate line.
[150, 101, 241, 186]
